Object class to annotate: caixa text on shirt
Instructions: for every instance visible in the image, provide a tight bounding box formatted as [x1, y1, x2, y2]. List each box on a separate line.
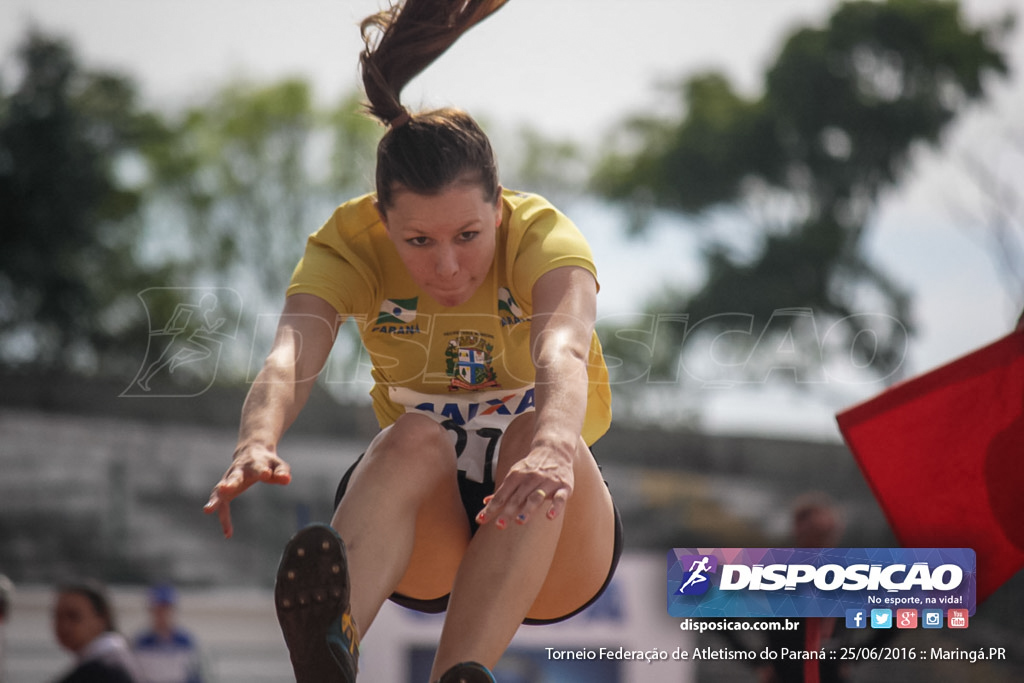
[667, 548, 976, 618]
[405, 387, 536, 427]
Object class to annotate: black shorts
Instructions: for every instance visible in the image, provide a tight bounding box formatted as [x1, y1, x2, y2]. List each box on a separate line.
[333, 447, 623, 625]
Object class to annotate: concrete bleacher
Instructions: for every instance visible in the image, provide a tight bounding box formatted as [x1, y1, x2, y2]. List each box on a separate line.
[0, 368, 898, 586]
[0, 406, 361, 586]
[3, 373, 1023, 682]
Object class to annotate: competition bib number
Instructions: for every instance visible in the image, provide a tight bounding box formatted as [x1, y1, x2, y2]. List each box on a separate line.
[441, 421, 502, 486]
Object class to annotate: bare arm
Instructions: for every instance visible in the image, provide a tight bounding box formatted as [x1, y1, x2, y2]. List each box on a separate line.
[479, 265, 597, 524]
[204, 293, 341, 537]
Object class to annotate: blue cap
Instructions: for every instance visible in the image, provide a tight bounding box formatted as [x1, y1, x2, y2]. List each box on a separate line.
[148, 583, 177, 606]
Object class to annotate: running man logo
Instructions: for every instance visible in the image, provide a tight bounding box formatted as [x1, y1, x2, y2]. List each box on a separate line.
[122, 287, 242, 397]
[676, 555, 718, 596]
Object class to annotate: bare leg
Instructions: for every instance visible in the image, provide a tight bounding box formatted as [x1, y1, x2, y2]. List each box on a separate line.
[330, 413, 471, 636]
[430, 413, 616, 678]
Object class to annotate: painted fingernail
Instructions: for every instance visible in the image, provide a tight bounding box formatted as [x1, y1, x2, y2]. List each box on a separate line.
[547, 508, 558, 520]
[476, 511, 487, 524]
[496, 518, 507, 530]
[516, 513, 528, 524]
[482, 495, 495, 504]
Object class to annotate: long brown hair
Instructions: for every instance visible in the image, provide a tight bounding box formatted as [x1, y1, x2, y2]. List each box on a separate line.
[359, 0, 508, 210]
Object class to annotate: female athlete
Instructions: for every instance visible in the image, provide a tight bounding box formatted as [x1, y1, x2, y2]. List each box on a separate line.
[204, 2, 621, 681]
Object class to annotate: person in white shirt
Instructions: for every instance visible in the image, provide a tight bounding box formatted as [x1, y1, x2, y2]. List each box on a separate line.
[132, 584, 205, 683]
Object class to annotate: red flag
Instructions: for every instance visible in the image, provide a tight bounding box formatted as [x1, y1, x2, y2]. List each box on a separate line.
[836, 331, 1024, 603]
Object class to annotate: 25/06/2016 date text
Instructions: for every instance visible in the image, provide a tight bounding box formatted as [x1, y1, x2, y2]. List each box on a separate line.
[839, 647, 1006, 663]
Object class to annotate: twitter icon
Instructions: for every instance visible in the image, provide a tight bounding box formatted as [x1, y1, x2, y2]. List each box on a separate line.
[870, 609, 893, 629]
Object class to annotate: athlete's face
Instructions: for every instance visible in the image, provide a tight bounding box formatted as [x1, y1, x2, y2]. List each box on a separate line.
[53, 592, 107, 654]
[380, 181, 501, 308]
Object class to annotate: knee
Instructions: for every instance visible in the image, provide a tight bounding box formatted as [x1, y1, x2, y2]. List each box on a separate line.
[370, 414, 456, 475]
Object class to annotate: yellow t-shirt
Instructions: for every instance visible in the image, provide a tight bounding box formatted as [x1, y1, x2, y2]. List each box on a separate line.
[287, 189, 612, 447]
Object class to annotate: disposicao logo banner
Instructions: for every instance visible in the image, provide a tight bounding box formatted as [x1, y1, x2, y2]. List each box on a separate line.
[668, 548, 976, 618]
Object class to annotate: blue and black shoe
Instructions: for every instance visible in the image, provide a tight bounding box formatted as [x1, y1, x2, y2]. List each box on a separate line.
[275, 524, 359, 683]
[437, 661, 496, 683]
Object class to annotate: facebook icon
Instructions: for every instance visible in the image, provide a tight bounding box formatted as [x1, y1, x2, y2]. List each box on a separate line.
[846, 609, 867, 629]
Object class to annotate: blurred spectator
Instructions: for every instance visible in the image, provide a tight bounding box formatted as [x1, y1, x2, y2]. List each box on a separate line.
[1, 574, 12, 683]
[132, 584, 206, 683]
[721, 493, 892, 683]
[755, 493, 846, 683]
[792, 492, 844, 549]
[52, 580, 145, 683]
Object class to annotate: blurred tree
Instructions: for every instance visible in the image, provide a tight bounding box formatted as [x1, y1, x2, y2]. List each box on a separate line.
[497, 123, 590, 204]
[144, 80, 367, 300]
[945, 123, 1024, 316]
[0, 30, 166, 372]
[0, 27, 382, 388]
[140, 80, 380, 384]
[592, 0, 1012, 398]
[327, 90, 384, 194]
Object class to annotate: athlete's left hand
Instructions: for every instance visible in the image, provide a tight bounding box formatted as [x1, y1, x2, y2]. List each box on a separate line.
[476, 266, 593, 529]
[476, 443, 575, 528]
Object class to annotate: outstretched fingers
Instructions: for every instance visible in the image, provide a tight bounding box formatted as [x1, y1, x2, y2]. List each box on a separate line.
[204, 456, 293, 538]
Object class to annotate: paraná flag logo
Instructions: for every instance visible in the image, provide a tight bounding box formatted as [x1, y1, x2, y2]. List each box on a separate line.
[377, 297, 418, 324]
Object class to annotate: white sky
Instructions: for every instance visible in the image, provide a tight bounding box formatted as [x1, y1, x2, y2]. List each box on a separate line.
[2, 0, 1021, 439]
[0, 0, 842, 133]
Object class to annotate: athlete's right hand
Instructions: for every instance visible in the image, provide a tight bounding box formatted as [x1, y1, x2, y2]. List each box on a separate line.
[204, 444, 292, 538]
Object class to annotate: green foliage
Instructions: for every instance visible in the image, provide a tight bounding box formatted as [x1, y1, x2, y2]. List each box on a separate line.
[0, 30, 166, 372]
[328, 91, 384, 192]
[143, 79, 380, 310]
[499, 123, 590, 202]
[136, 78, 381, 387]
[0, 26, 382, 384]
[597, 73, 782, 214]
[593, 0, 1011, 388]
